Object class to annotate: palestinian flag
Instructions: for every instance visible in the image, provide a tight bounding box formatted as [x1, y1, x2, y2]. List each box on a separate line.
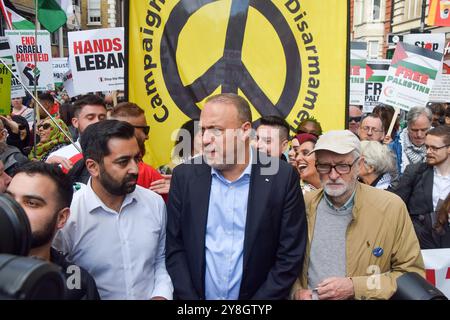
[38, 0, 69, 33]
[0, 0, 35, 30]
[366, 59, 390, 82]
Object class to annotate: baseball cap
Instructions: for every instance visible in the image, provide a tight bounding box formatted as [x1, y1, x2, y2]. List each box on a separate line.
[310, 130, 361, 155]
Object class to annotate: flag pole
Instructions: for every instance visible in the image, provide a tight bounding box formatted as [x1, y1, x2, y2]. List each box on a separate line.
[0, 56, 80, 152]
[33, 0, 39, 159]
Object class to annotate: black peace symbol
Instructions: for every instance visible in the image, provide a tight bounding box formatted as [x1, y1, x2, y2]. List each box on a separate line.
[161, 0, 301, 120]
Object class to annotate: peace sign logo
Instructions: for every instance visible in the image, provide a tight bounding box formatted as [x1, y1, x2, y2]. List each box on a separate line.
[161, 0, 302, 120]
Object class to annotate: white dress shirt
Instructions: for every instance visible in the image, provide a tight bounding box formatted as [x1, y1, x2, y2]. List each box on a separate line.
[53, 180, 173, 300]
[433, 167, 450, 212]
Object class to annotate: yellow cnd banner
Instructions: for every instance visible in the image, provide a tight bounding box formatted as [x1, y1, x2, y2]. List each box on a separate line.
[126, 0, 349, 168]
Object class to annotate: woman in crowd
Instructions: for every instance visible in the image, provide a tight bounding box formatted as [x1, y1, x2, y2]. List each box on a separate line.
[11, 96, 34, 129]
[29, 118, 71, 162]
[359, 140, 398, 189]
[294, 133, 321, 193]
[434, 193, 450, 248]
[1, 115, 32, 156]
[296, 117, 322, 137]
[288, 135, 301, 167]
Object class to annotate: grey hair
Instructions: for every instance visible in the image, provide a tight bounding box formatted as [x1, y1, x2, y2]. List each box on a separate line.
[407, 106, 432, 126]
[361, 141, 397, 176]
[351, 149, 361, 161]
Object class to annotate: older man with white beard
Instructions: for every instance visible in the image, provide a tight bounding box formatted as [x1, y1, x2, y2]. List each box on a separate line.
[291, 130, 424, 300]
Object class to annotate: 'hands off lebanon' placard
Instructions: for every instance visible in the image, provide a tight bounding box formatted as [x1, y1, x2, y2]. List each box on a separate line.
[378, 42, 443, 111]
[68, 28, 124, 94]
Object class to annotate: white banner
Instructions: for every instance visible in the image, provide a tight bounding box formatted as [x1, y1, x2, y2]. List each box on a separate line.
[68, 28, 124, 94]
[0, 37, 26, 98]
[430, 40, 450, 102]
[422, 249, 450, 298]
[350, 42, 367, 105]
[52, 57, 69, 86]
[5, 30, 54, 91]
[364, 59, 390, 113]
[378, 42, 443, 111]
[403, 33, 449, 103]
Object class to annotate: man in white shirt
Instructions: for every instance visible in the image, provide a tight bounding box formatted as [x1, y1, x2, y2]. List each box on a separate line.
[53, 120, 173, 299]
[46, 94, 107, 170]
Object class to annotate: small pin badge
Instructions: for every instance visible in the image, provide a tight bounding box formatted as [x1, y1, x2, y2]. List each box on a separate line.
[372, 247, 384, 257]
[265, 178, 269, 182]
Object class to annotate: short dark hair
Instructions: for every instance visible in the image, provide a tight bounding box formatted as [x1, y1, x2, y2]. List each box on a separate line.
[109, 102, 144, 119]
[205, 93, 252, 123]
[427, 125, 450, 146]
[38, 92, 54, 104]
[258, 115, 290, 141]
[15, 162, 73, 209]
[175, 118, 200, 158]
[81, 120, 136, 164]
[72, 94, 106, 118]
[426, 102, 446, 117]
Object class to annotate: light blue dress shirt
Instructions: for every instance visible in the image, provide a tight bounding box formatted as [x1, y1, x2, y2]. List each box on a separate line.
[205, 153, 253, 300]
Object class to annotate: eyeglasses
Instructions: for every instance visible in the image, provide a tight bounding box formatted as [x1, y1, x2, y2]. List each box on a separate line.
[316, 157, 360, 174]
[37, 123, 51, 130]
[349, 116, 361, 123]
[360, 126, 383, 134]
[425, 144, 450, 152]
[133, 125, 150, 135]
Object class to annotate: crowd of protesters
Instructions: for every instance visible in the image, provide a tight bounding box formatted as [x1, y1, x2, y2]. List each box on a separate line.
[0, 89, 449, 300]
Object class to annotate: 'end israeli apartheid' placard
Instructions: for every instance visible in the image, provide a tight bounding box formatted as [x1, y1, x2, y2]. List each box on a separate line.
[350, 42, 367, 105]
[68, 28, 124, 94]
[379, 42, 443, 111]
[5, 30, 54, 91]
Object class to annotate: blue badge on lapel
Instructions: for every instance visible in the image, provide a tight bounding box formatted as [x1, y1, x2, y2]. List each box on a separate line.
[372, 247, 384, 257]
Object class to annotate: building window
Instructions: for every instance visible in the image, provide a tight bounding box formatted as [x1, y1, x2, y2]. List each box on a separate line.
[372, 0, 381, 21]
[369, 40, 379, 58]
[404, 0, 422, 20]
[51, 32, 59, 45]
[88, 0, 101, 25]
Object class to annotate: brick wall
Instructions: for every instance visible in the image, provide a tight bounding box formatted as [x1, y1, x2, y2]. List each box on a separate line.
[383, 0, 392, 57]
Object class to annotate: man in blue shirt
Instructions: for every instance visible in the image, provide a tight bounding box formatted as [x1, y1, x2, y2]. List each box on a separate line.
[166, 93, 307, 300]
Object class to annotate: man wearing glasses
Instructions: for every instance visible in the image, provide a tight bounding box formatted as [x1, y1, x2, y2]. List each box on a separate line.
[357, 113, 385, 142]
[291, 130, 424, 300]
[390, 125, 450, 249]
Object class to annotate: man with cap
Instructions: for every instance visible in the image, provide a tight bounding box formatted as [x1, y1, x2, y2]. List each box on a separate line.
[291, 130, 424, 300]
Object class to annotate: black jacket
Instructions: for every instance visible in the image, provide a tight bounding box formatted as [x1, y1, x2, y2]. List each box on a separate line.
[50, 248, 100, 300]
[166, 151, 307, 300]
[389, 162, 450, 249]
